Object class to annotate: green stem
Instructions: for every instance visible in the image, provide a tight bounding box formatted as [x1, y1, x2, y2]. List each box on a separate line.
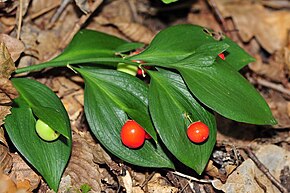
[15, 58, 138, 74]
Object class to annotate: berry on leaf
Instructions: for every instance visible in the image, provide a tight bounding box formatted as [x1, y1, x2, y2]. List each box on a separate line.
[218, 53, 225, 60]
[186, 121, 209, 143]
[120, 120, 146, 149]
[145, 132, 152, 139]
[35, 119, 60, 141]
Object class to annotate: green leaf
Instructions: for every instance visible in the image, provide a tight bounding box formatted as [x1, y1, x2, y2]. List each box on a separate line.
[4, 79, 72, 191]
[178, 60, 277, 125]
[115, 42, 144, 54]
[11, 78, 71, 138]
[15, 30, 130, 73]
[75, 67, 174, 168]
[166, 42, 229, 68]
[148, 69, 216, 174]
[130, 24, 254, 70]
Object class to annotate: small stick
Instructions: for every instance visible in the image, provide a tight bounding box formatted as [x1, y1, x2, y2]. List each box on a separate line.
[256, 77, 290, 97]
[25, 2, 60, 21]
[241, 146, 288, 193]
[171, 171, 213, 184]
[206, 0, 227, 32]
[58, 0, 103, 50]
[48, 0, 72, 27]
[45, 0, 103, 61]
[16, 0, 23, 40]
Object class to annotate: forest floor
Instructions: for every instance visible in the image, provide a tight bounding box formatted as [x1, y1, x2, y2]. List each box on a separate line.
[0, 0, 290, 192]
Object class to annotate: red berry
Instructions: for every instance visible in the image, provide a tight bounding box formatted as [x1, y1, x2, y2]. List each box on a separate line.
[218, 53, 225, 60]
[145, 132, 152, 139]
[137, 68, 143, 76]
[120, 120, 146, 148]
[187, 121, 209, 143]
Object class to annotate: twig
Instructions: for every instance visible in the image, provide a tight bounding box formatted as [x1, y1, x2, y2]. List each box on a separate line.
[256, 77, 290, 97]
[25, 2, 60, 21]
[171, 171, 213, 184]
[58, 0, 103, 50]
[16, 0, 23, 40]
[241, 146, 288, 193]
[206, 0, 227, 31]
[48, 0, 72, 28]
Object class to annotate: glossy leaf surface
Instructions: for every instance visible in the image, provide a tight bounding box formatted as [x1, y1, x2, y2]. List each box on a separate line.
[178, 60, 277, 125]
[76, 67, 174, 168]
[4, 79, 72, 191]
[148, 69, 216, 174]
[130, 24, 254, 70]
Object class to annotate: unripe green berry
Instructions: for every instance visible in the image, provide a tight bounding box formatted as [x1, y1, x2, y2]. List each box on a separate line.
[117, 63, 138, 76]
[35, 119, 60, 141]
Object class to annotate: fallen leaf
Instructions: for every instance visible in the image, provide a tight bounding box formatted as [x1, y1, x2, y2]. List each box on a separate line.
[263, 91, 290, 128]
[147, 173, 178, 193]
[62, 132, 116, 192]
[217, 2, 290, 53]
[0, 43, 16, 79]
[10, 153, 41, 192]
[0, 129, 12, 174]
[0, 34, 25, 62]
[212, 144, 290, 193]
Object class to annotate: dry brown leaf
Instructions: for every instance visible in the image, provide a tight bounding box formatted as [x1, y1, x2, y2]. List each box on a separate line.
[0, 34, 25, 62]
[100, 0, 133, 23]
[0, 148, 12, 175]
[10, 153, 41, 192]
[62, 132, 116, 192]
[212, 144, 290, 193]
[187, 1, 222, 32]
[0, 127, 12, 174]
[0, 167, 34, 193]
[74, 0, 90, 14]
[217, 2, 290, 53]
[0, 43, 18, 126]
[114, 22, 155, 44]
[0, 43, 16, 79]
[147, 173, 178, 193]
[263, 91, 290, 128]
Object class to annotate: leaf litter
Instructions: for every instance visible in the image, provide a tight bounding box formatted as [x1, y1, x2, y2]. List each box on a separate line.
[0, 0, 290, 192]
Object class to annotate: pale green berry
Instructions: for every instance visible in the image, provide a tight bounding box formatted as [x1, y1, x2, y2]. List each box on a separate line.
[35, 119, 60, 141]
[117, 63, 138, 76]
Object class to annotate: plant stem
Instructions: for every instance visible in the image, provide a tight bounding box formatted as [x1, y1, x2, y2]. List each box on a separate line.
[15, 58, 138, 74]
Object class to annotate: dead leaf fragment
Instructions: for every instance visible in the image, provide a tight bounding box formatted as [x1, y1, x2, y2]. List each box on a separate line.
[10, 153, 41, 191]
[218, 2, 290, 53]
[62, 132, 116, 192]
[0, 43, 16, 78]
[0, 34, 25, 62]
[213, 145, 290, 193]
[147, 173, 178, 193]
[114, 22, 155, 44]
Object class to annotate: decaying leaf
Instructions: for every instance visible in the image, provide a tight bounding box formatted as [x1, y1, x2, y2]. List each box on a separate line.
[217, 2, 290, 53]
[212, 145, 290, 193]
[113, 22, 155, 44]
[0, 43, 18, 127]
[61, 132, 117, 193]
[9, 153, 41, 192]
[263, 91, 290, 128]
[147, 173, 178, 193]
[74, 0, 91, 14]
[0, 127, 12, 175]
[0, 34, 25, 62]
[0, 43, 16, 79]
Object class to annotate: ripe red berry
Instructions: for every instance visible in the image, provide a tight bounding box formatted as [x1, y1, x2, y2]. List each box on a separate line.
[145, 132, 152, 139]
[187, 121, 209, 143]
[218, 53, 225, 60]
[137, 68, 143, 76]
[120, 120, 146, 148]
